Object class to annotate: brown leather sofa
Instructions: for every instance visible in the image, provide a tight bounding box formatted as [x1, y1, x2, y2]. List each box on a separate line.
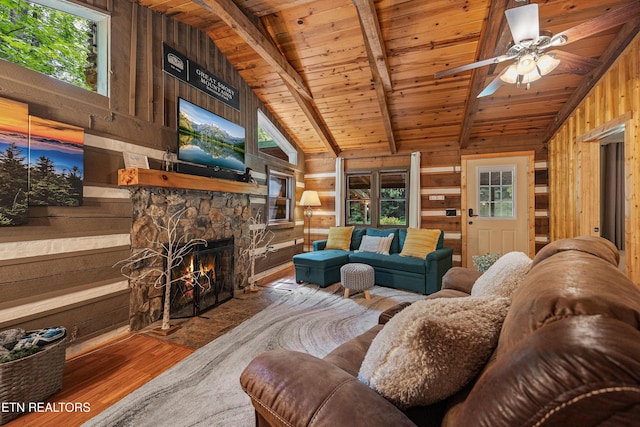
[240, 236, 640, 426]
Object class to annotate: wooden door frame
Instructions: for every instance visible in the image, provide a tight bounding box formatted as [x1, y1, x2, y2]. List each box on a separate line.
[576, 112, 632, 274]
[461, 151, 536, 267]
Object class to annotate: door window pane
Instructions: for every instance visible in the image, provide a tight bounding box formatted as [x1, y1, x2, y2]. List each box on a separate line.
[477, 166, 515, 218]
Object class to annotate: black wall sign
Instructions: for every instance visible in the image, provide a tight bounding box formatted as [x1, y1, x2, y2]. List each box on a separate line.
[163, 43, 240, 111]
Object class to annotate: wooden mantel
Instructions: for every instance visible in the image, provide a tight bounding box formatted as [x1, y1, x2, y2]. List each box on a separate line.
[118, 168, 267, 196]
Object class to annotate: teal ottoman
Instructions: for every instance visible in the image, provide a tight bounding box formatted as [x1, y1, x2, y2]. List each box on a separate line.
[293, 250, 350, 287]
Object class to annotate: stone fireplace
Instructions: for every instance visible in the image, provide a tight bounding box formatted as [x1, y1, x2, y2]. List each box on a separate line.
[126, 186, 255, 331]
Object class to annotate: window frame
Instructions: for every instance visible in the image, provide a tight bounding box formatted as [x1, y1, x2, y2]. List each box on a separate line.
[346, 173, 373, 226]
[257, 109, 297, 165]
[345, 168, 409, 228]
[267, 168, 295, 226]
[5, 0, 111, 96]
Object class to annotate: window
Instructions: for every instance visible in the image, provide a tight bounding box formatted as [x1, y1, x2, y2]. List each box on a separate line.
[379, 172, 407, 225]
[258, 110, 297, 165]
[268, 169, 294, 224]
[346, 170, 407, 227]
[347, 174, 372, 225]
[0, 0, 110, 95]
[478, 166, 515, 218]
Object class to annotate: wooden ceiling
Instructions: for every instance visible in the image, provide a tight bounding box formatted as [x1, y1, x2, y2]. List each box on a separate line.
[135, 0, 640, 158]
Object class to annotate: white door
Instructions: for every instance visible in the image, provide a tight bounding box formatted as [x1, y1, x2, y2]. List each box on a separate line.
[463, 154, 533, 267]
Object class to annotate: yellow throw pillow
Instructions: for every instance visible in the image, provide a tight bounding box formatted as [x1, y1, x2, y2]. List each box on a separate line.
[400, 228, 441, 258]
[325, 226, 354, 251]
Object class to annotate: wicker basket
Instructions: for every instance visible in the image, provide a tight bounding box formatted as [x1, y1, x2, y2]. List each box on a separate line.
[0, 337, 66, 425]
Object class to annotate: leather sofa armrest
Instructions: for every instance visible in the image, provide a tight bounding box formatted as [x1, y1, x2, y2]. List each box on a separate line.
[313, 240, 327, 251]
[440, 267, 481, 294]
[240, 350, 415, 427]
[378, 302, 412, 324]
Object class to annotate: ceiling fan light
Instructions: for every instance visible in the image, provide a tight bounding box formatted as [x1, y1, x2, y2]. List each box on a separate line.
[500, 64, 519, 84]
[520, 69, 542, 84]
[536, 54, 560, 76]
[516, 53, 537, 75]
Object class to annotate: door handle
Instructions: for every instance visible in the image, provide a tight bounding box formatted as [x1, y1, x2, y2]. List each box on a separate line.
[468, 208, 479, 217]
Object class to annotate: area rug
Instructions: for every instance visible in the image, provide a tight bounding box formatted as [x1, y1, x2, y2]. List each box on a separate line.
[82, 284, 423, 427]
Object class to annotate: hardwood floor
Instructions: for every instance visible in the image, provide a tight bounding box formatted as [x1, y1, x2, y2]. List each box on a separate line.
[4, 269, 297, 426]
[5, 334, 194, 427]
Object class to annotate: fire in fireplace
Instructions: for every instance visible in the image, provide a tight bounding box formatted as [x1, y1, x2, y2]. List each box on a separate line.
[168, 237, 234, 318]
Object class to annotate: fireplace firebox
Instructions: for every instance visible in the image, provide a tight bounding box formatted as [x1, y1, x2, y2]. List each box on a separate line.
[168, 237, 234, 318]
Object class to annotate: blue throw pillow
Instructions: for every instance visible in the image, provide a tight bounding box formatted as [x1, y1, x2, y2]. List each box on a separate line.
[398, 229, 408, 251]
[351, 228, 367, 251]
[367, 228, 399, 253]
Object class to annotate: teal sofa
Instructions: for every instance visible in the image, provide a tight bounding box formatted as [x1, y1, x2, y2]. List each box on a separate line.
[292, 228, 453, 295]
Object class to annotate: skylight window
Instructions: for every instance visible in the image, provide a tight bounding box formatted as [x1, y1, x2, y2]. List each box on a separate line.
[258, 110, 297, 165]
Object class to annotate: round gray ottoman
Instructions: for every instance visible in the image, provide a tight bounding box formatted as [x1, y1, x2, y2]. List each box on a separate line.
[340, 263, 374, 299]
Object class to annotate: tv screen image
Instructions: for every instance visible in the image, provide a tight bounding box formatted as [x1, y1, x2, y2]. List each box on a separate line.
[177, 98, 245, 172]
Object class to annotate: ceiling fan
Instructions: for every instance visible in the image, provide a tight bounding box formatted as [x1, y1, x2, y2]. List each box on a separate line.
[434, 1, 640, 97]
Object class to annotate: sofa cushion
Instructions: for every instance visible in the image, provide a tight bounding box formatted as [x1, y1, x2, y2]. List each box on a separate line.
[358, 296, 510, 409]
[348, 253, 425, 275]
[366, 228, 399, 253]
[325, 226, 354, 251]
[293, 250, 350, 267]
[358, 234, 394, 255]
[323, 325, 383, 377]
[400, 228, 441, 259]
[470, 251, 531, 298]
[530, 235, 619, 268]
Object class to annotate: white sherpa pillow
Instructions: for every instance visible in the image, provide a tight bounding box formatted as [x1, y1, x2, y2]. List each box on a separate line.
[470, 251, 532, 298]
[358, 296, 510, 409]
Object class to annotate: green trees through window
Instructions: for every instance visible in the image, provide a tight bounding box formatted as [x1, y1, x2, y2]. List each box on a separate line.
[346, 170, 407, 227]
[0, 0, 98, 91]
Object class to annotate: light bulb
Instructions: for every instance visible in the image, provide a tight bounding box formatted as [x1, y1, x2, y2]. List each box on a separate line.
[536, 54, 560, 76]
[500, 64, 519, 84]
[516, 53, 537, 75]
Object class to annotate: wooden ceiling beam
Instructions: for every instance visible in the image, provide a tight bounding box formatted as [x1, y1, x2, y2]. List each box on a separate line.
[459, 0, 519, 149]
[285, 80, 342, 158]
[193, 0, 340, 158]
[193, 0, 312, 100]
[353, 0, 397, 154]
[541, 19, 640, 143]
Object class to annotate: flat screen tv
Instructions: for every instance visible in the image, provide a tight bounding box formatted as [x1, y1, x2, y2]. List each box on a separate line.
[177, 98, 245, 173]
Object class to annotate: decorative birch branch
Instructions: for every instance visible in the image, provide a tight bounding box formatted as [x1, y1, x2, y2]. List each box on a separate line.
[238, 210, 275, 291]
[115, 208, 208, 330]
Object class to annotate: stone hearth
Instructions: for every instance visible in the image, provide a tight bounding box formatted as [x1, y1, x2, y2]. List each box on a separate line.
[126, 186, 255, 331]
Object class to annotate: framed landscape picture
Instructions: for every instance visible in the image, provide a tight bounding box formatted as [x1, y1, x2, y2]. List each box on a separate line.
[28, 116, 84, 206]
[0, 97, 30, 226]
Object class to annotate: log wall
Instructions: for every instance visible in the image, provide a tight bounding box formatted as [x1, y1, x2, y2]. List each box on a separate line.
[305, 140, 550, 267]
[0, 0, 304, 353]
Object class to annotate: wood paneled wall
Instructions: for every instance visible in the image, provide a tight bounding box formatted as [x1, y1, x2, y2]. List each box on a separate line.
[0, 0, 304, 353]
[305, 140, 550, 266]
[549, 33, 640, 285]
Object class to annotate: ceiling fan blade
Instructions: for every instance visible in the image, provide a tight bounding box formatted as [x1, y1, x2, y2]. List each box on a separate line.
[550, 50, 602, 75]
[553, 2, 640, 46]
[477, 71, 506, 98]
[505, 4, 540, 44]
[434, 54, 513, 78]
